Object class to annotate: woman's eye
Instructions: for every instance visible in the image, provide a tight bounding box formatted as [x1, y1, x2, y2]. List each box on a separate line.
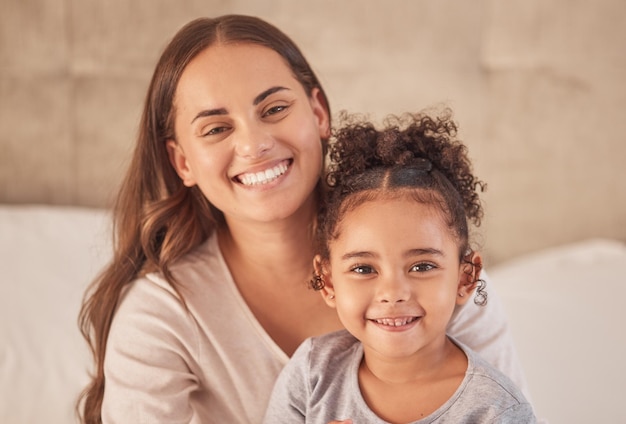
[263, 104, 289, 117]
[350, 265, 375, 275]
[410, 263, 435, 272]
[202, 125, 230, 137]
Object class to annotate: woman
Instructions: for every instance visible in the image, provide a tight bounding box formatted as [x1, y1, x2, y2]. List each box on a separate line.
[79, 15, 528, 424]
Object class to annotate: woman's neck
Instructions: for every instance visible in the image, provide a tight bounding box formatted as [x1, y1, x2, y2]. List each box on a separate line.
[214, 195, 342, 356]
[217, 195, 317, 286]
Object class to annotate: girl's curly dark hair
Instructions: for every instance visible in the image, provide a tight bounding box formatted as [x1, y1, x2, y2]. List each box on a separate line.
[313, 109, 487, 303]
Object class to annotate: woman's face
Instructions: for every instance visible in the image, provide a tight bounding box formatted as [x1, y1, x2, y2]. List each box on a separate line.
[321, 197, 476, 361]
[168, 43, 329, 225]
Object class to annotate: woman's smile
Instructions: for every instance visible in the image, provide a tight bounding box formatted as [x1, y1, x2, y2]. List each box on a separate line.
[234, 159, 292, 187]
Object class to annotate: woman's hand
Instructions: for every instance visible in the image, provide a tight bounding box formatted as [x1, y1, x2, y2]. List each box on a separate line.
[328, 420, 352, 424]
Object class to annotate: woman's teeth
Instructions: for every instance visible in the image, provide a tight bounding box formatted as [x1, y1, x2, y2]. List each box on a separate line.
[238, 162, 288, 186]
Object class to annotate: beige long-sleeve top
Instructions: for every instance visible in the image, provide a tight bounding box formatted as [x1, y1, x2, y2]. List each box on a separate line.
[101, 234, 529, 423]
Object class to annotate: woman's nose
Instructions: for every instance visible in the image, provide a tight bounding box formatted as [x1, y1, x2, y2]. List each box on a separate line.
[234, 124, 275, 159]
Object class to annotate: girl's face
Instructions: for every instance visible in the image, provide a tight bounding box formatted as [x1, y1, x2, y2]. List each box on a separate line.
[167, 43, 329, 225]
[320, 196, 479, 361]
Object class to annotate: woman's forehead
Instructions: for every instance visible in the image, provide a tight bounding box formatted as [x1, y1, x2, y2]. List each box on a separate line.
[173, 43, 302, 109]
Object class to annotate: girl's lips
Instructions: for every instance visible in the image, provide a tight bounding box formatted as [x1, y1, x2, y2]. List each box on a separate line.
[234, 159, 291, 186]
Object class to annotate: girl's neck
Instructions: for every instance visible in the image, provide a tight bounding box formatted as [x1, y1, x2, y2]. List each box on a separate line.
[359, 336, 467, 423]
[362, 335, 462, 385]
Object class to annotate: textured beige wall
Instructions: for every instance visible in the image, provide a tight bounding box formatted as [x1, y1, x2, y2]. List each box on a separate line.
[1, 0, 625, 265]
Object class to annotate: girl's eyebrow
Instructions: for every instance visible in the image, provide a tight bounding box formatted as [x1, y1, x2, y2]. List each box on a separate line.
[340, 251, 376, 261]
[406, 248, 445, 257]
[253, 86, 289, 105]
[340, 248, 444, 261]
[404, 247, 446, 258]
[190, 86, 290, 124]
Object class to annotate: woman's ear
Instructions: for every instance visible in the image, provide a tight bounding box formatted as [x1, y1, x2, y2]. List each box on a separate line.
[310, 88, 331, 140]
[166, 140, 196, 187]
[313, 255, 336, 307]
[456, 251, 483, 305]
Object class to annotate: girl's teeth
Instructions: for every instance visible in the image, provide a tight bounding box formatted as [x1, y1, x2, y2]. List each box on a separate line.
[375, 317, 416, 327]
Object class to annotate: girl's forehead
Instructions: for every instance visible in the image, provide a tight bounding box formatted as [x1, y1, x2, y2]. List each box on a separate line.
[339, 189, 442, 217]
[333, 194, 455, 239]
[329, 198, 459, 257]
[343, 195, 441, 221]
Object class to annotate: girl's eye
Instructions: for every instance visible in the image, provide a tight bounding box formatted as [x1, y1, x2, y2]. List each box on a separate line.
[410, 263, 435, 272]
[350, 265, 375, 275]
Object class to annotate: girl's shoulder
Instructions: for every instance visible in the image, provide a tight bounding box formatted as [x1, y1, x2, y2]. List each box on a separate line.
[296, 329, 361, 371]
[453, 338, 532, 408]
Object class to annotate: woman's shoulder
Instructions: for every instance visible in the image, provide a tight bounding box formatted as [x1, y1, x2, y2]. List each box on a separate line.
[128, 233, 228, 300]
[112, 234, 229, 329]
[168, 232, 221, 274]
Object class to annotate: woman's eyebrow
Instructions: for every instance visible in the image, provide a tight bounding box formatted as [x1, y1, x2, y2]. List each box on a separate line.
[191, 107, 228, 124]
[253, 86, 289, 105]
[189, 86, 290, 124]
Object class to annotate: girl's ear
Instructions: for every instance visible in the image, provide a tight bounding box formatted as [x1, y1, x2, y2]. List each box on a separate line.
[166, 140, 196, 187]
[456, 251, 483, 306]
[313, 255, 336, 308]
[310, 88, 331, 140]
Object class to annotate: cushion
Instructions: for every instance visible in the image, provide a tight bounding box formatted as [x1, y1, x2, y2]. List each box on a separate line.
[0, 205, 112, 424]
[490, 238, 626, 423]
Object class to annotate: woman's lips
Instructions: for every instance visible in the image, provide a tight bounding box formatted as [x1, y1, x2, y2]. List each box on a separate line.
[235, 159, 291, 186]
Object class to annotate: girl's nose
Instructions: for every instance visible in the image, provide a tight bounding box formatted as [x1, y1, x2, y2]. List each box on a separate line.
[377, 275, 411, 304]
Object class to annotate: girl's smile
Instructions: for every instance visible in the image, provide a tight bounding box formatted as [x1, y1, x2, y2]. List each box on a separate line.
[368, 315, 421, 330]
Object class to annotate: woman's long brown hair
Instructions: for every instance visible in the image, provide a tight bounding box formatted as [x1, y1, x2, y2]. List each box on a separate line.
[77, 15, 330, 423]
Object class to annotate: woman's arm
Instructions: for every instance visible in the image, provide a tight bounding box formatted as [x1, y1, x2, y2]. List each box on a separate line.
[101, 277, 202, 424]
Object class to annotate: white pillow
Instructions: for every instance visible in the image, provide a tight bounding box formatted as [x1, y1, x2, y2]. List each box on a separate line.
[490, 239, 626, 423]
[0, 205, 112, 424]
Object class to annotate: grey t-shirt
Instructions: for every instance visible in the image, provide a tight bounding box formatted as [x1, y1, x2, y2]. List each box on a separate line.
[263, 330, 536, 424]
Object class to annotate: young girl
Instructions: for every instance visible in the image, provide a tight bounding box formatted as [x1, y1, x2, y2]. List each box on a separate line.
[78, 15, 530, 423]
[263, 111, 536, 423]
